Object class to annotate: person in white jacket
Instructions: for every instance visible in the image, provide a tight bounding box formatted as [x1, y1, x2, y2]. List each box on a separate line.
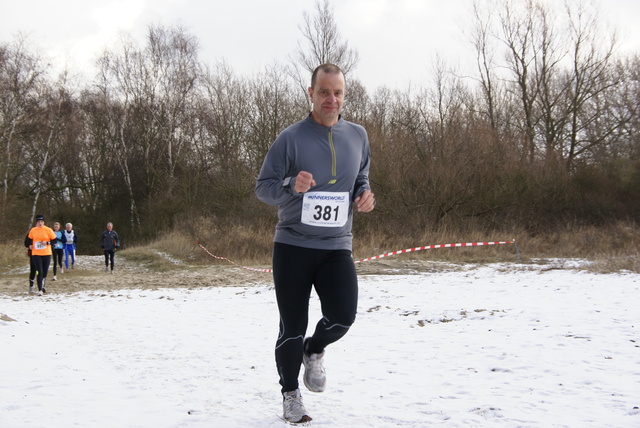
[62, 223, 78, 270]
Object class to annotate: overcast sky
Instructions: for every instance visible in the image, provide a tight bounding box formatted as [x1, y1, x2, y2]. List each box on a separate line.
[1, 0, 639, 90]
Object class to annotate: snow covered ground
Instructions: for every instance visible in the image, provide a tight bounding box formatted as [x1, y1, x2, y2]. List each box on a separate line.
[1, 261, 639, 427]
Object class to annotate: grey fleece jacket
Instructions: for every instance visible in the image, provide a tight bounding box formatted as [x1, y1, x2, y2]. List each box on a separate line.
[255, 114, 371, 251]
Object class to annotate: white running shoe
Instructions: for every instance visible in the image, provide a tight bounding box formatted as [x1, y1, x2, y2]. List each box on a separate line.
[303, 338, 326, 393]
[283, 389, 312, 424]
[53, 275, 57, 281]
[37, 290, 43, 296]
[29, 285, 34, 293]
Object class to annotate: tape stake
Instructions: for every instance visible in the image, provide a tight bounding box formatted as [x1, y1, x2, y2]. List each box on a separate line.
[512, 239, 521, 263]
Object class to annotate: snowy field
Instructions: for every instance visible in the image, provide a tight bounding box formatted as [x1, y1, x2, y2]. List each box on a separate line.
[1, 261, 639, 427]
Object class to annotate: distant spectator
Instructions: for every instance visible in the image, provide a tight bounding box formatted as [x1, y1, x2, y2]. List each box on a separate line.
[62, 222, 78, 270]
[23, 233, 37, 293]
[52, 222, 64, 280]
[99, 222, 120, 273]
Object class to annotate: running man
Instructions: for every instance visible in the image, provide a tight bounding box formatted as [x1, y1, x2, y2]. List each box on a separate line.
[99, 222, 120, 273]
[255, 63, 375, 423]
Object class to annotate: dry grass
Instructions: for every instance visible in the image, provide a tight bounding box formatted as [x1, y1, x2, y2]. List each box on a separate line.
[352, 228, 521, 264]
[2, 221, 638, 274]
[175, 216, 275, 266]
[146, 220, 640, 273]
[0, 241, 28, 270]
[117, 247, 180, 272]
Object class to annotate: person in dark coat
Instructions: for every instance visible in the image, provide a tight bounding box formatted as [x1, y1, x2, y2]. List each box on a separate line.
[99, 222, 120, 273]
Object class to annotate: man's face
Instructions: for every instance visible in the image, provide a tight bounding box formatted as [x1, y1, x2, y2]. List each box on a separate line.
[308, 70, 345, 127]
[107, 224, 113, 231]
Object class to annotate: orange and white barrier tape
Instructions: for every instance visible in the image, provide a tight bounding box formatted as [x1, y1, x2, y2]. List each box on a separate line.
[196, 241, 273, 273]
[354, 240, 517, 263]
[197, 240, 519, 273]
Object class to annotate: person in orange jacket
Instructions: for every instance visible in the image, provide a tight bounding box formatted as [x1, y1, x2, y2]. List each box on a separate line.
[26, 214, 56, 295]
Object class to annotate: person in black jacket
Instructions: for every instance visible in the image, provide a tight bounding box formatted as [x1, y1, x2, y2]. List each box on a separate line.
[99, 222, 120, 273]
[24, 233, 37, 293]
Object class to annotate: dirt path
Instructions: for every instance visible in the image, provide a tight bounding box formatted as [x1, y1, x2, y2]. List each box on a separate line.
[0, 255, 272, 296]
[1, 253, 459, 297]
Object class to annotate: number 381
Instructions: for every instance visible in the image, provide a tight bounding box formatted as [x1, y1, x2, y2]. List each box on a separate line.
[313, 205, 339, 221]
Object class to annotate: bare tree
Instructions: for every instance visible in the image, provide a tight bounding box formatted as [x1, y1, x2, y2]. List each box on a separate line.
[94, 25, 200, 233]
[499, 0, 544, 163]
[469, 0, 504, 130]
[96, 36, 142, 233]
[246, 63, 303, 172]
[561, 0, 618, 170]
[145, 24, 200, 193]
[290, 0, 360, 98]
[0, 36, 44, 227]
[197, 62, 257, 215]
[25, 83, 70, 229]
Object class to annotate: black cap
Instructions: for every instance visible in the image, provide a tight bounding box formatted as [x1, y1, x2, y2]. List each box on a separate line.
[35, 214, 44, 221]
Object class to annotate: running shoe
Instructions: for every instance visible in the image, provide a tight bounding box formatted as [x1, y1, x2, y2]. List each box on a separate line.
[303, 338, 326, 392]
[283, 389, 312, 423]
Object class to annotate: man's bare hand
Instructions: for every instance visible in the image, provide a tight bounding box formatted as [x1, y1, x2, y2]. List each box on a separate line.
[355, 190, 375, 212]
[294, 171, 316, 193]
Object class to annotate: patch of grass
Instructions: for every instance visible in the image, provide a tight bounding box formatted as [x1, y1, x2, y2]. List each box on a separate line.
[118, 247, 180, 272]
[109, 220, 640, 274]
[352, 228, 522, 265]
[0, 242, 29, 275]
[175, 217, 274, 266]
[145, 230, 203, 264]
[586, 253, 640, 274]
[2, 220, 638, 274]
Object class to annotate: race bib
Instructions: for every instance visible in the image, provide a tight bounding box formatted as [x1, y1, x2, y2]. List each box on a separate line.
[35, 241, 47, 250]
[301, 192, 349, 228]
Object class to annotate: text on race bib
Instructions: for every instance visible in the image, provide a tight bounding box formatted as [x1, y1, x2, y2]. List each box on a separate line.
[301, 192, 350, 228]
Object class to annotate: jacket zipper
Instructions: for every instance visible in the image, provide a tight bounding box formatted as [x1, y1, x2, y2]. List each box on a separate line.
[328, 128, 337, 184]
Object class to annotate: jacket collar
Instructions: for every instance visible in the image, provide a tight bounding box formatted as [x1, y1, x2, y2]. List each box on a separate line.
[306, 113, 343, 129]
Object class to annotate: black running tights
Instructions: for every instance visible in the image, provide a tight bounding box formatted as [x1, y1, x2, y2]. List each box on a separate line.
[272, 242, 358, 393]
[104, 250, 115, 269]
[31, 255, 51, 291]
[53, 249, 63, 275]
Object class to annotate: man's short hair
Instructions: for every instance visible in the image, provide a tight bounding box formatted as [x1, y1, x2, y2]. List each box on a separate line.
[311, 63, 344, 88]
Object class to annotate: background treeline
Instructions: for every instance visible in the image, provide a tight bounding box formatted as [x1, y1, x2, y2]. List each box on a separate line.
[1, 0, 639, 257]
